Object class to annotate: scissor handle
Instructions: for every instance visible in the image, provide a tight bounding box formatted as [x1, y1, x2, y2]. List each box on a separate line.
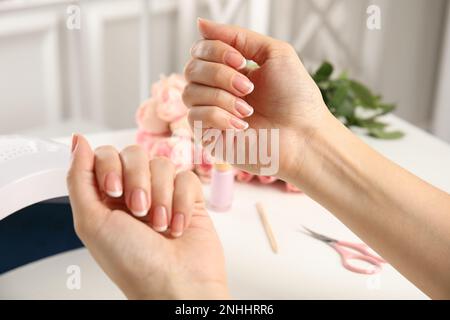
[331, 241, 385, 275]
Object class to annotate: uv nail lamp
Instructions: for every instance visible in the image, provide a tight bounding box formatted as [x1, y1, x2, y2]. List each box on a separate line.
[0, 136, 70, 221]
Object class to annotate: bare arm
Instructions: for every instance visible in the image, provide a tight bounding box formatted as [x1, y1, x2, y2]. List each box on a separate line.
[185, 19, 450, 299]
[282, 111, 450, 299]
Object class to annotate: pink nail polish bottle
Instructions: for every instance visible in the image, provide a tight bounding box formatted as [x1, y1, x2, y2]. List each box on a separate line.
[209, 163, 234, 212]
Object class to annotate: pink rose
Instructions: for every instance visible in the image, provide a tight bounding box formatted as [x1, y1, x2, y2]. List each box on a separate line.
[149, 135, 194, 173]
[235, 170, 255, 182]
[258, 176, 278, 184]
[194, 148, 214, 182]
[136, 130, 170, 152]
[152, 74, 188, 123]
[136, 98, 170, 134]
[170, 116, 192, 138]
[285, 182, 302, 193]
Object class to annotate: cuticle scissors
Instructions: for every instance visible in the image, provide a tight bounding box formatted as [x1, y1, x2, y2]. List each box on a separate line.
[301, 225, 387, 275]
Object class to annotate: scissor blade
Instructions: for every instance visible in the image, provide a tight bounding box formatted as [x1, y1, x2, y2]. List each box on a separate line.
[302, 225, 336, 242]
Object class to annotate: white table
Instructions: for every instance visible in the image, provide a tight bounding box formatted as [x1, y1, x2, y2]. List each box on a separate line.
[1, 115, 449, 299]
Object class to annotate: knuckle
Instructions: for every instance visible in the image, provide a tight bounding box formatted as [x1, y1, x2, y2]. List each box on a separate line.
[151, 156, 175, 172]
[203, 42, 216, 58]
[176, 170, 202, 191]
[275, 41, 296, 55]
[212, 88, 223, 103]
[187, 109, 198, 125]
[177, 169, 198, 182]
[211, 66, 222, 84]
[94, 145, 117, 158]
[182, 84, 194, 107]
[121, 144, 145, 155]
[190, 39, 202, 56]
[209, 107, 223, 121]
[183, 59, 196, 80]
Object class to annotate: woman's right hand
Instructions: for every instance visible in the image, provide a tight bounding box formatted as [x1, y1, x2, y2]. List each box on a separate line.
[183, 18, 332, 179]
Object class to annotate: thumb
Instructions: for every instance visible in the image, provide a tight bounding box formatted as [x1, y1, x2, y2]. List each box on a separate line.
[67, 134, 107, 233]
[197, 18, 277, 65]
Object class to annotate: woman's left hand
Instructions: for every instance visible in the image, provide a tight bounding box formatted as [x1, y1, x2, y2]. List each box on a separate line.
[66, 135, 229, 299]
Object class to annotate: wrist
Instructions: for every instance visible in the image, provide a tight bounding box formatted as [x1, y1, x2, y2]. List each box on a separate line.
[278, 107, 340, 184]
[279, 109, 349, 188]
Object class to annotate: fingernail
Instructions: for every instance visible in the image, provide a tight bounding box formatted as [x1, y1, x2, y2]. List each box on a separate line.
[232, 74, 254, 95]
[153, 206, 168, 232]
[105, 172, 123, 198]
[71, 134, 79, 153]
[130, 189, 148, 217]
[235, 99, 254, 117]
[224, 51, 246, 70]
[230, 117, 249, 130]
[171, 213, 185, 238]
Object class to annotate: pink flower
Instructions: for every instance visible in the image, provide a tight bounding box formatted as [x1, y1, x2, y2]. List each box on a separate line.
[258, 176, 278, 184]
[136, 130, 170, 152]
[148, 135, 194, 173]
[285, 182, 302, 193]
[152, 74, 188, 123]
[194, 148, 214, 182]
[136, 98, 170, 134]
[235, 170, 255, 182]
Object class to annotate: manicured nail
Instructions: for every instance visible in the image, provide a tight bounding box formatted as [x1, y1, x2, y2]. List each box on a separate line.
[153, 206, 168, 232]
[71, 134, 79, 153]
[104, 172, 123, 198]
[232, 74, 254, 95]
[235, 99, 254, 117]
[171, 213, 185, 238]
[224, 51, 246, 70]
[130, 189, 148, 217]
[230, 117, 249, 130]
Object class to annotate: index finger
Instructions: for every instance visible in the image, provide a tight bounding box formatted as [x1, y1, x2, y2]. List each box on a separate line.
[197, 18, 278, 65]
[191, 39, 247, 70]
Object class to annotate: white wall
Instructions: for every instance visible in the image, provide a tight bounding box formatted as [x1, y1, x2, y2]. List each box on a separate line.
[0, 0, 448, 140]
[432, 2, 450, 142]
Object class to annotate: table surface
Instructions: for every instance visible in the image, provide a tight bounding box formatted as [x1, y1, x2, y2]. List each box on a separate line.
[1, 115, 449, 299]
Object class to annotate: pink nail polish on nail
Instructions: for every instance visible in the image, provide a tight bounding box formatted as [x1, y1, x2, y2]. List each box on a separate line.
[230, 117, 249, 130]
[171, 213, 185, 237]
[235, 99, 254, 117]
[130, 189, 148, 217]
[232, 74, 254, 95]
[153, 206, 168, 232]
[105, 172, 123, 198]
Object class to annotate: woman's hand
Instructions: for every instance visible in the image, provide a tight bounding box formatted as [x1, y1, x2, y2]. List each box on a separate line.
[183, 18, 331, 178]
[66, 135, 229, 299]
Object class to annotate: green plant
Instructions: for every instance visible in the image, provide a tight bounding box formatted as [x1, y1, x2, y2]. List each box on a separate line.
[312, 61, 404, 139]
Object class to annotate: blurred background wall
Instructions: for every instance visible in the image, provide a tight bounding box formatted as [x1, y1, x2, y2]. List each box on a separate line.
[0, 0, 449, 142]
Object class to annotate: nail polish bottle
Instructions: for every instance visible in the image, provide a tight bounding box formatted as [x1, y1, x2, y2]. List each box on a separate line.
[209, 163, 234, 212]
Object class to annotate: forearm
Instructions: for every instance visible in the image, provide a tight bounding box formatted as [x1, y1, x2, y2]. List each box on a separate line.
[286, 111, 450, 298]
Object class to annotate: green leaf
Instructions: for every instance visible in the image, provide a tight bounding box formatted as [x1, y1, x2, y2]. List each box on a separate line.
[309, 60, 403, 139]
[338, 71, 349, 80]
[329, 83, 348, 108]
[349, 80, 376, 108]
[377, 103, 396, 115]
[368, 127, 404, 140]
[354, 119, 388, 129]
[313, 62, 333, 82]
[334, 99, 354, 118]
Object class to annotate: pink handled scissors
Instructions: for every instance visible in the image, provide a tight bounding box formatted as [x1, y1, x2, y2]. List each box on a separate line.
[302, 226, 386, 275]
